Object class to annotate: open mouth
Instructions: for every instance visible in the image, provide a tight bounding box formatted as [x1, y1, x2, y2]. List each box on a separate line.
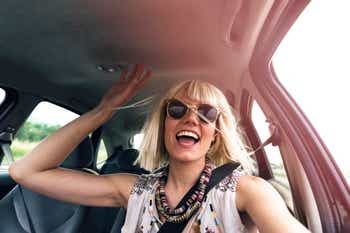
[176, 130, 200, 146]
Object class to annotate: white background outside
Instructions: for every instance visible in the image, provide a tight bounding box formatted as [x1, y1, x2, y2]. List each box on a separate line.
[273, 1, 350, 180]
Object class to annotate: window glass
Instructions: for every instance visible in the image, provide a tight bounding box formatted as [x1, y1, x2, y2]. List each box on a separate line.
[0, 101, 79, 169]
[251, 101, 290, 188]
[273, 1, 350, 183]
[131, 133, 144, 149]
[0, 88, 9, 169]
[96, 140, 108, 169]
[0, 88, 5, 105]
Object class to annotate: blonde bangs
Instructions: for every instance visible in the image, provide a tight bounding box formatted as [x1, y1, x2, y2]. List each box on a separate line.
[167, 80, 223, 110]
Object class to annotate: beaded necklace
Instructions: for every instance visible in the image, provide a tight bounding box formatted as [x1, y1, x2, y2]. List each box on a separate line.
[155, 157, 213, 223]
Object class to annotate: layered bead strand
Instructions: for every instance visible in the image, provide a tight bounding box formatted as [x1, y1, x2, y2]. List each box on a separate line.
[155, 158, 213, 223]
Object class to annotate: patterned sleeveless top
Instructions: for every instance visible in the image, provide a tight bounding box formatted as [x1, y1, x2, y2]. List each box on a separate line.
[121, 168, 248, 233]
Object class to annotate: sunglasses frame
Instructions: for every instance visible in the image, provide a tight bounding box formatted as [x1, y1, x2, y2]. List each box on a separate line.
[165, 98, 220, 124]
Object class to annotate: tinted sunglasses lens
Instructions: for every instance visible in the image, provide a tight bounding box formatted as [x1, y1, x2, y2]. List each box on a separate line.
[198, 104, 218, 123]
[167, 100, 187, 119]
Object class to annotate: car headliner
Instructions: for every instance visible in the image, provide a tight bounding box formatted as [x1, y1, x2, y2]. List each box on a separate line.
[0, 0, 309, 145]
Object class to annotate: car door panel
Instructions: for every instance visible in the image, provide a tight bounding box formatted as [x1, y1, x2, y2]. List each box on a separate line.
[0, 172, 16, 199]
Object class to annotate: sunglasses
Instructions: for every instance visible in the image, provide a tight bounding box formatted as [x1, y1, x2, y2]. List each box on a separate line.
[166, 99, 220, 123]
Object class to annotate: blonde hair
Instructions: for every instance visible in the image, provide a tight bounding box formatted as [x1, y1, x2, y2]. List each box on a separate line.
[137, 80, 252, 173]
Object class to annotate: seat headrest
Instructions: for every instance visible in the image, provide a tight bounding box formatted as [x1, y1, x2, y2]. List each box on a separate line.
[60, 137, 94, 169]
[116, 149, 139, 168]
[105, 146, 123, 163]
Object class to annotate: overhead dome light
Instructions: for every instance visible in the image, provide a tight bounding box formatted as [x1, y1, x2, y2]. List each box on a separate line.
[97, 64, 128, 73]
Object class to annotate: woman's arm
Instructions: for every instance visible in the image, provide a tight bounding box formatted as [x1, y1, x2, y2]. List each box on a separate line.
[9, 64, 152, 208]
[236, 175, 310, 233]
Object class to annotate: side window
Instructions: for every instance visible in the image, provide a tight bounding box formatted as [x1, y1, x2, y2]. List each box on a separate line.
[131, 133, 144, 149]
[251, 101, 290, 188]
[0, 88, 5, 105]
[273, 1, 350, 184]
[1, 101, 79, 169]
[96, 140, 108, 169]
[0, 88, 9, 169]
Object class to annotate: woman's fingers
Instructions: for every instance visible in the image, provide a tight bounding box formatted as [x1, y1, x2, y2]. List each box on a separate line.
[135, 69, 152, 91]
[126, 64, 152, 89]
[117, 64, 143, 84]
[128, 64, 145, 83]
[99, 64, 152, 110]
[119, 68, 128, 82]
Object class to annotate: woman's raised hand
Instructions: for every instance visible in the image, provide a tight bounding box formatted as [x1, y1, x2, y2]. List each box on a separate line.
[97, 64, 152, 115]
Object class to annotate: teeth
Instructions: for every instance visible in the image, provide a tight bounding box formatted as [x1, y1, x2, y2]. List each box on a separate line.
[176, 131, 199, 140]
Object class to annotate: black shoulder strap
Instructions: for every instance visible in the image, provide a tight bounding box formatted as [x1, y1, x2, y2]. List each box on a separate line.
[157, 162, 240, 233]
[205, 162, 240, 195]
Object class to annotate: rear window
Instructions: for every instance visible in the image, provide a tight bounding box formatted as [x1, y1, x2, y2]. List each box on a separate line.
[131, 133, 144, 149]
[96, 140, 108, 168]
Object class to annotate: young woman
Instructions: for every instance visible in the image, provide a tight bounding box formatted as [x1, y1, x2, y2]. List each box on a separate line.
[9, 64, 310, 233]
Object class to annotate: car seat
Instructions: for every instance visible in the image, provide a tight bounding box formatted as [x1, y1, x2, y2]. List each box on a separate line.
[100, 147, 148, 175]
[79, 147, 148, 233]
[0, 137, 95, 233]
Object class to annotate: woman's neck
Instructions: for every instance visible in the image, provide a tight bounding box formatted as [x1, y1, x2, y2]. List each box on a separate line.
[165, 157, 206, 202]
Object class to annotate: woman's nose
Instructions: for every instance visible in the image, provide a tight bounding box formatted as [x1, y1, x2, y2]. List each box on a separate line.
[183, 108, 199, 125]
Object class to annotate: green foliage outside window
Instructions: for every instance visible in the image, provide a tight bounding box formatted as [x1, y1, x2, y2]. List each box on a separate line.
[15, 122, 60, 142]
[7, 122, 61, 161]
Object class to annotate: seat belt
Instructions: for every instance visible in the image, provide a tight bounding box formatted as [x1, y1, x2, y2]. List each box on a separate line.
[0, 129, 14, 164]
[18, 185, 36, 233]
[157, 162, 240, 233]
[247, 122, 280, 157]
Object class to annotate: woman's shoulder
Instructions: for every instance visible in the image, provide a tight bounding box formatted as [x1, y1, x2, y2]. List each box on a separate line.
[213, 164, 245, 193]
[130, 171, 162, 195]
[235, 173, 280, 211]
[236, 174, 271, 193]
[213, 162, 269, 194]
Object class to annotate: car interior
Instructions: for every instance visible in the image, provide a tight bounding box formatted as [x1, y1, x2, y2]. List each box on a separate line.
[0, 0, 349, 233]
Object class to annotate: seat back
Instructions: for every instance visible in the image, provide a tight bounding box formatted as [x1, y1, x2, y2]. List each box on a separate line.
[0, 137, 95, 233]
[100, 148, 148, 175]
[79, 148, 148, 233]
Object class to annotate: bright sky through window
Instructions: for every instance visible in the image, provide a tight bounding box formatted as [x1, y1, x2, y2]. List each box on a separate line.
[273, 1, 350, 181]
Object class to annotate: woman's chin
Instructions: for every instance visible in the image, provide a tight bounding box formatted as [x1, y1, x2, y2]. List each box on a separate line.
[168, 152, 205, 164]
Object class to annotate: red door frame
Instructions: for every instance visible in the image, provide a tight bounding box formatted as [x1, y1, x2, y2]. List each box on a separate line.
[244, 0, 350, 232]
